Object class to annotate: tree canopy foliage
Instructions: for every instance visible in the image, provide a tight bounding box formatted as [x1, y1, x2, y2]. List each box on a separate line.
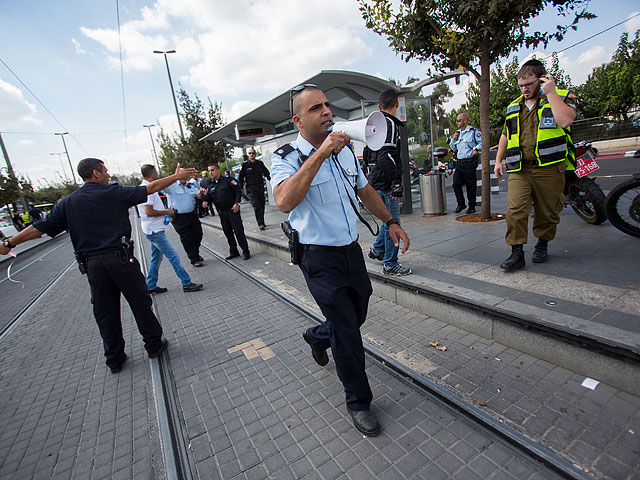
[359, 0, 594, 218]
[157, 87, 230, 175]
[576, 30, 640, 120]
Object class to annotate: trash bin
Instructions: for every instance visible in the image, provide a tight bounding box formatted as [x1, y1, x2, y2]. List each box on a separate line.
[420, 173, 447, 216]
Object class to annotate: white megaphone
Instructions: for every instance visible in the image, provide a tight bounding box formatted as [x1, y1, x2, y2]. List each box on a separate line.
[328, 111, 387, 151]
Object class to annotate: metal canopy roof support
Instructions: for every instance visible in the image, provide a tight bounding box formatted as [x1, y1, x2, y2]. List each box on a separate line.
[200, 69, 464, 146]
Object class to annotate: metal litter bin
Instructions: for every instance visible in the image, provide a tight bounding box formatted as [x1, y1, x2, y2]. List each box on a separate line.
[420, 173, 447, 216]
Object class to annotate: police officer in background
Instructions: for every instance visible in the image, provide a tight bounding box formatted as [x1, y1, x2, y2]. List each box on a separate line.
[239, 147, 271, 230]
[495, 59, 577, 271]
[271, 84, 410, 437]
[201, 163, 251, 260]
[163, 176, 205, 267]
[450, 112, 482, 214]
[0, 158, 197, 374]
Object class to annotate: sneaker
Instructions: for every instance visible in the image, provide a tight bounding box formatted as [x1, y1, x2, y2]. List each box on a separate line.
[183, 283, 203, 292]
[368, 248, 384, 261]
[466, 206, 476, 214]
[383, 264, 412, 276]
[225, 252, 240, 260]
[454, 204, 466, 213]
[191, 260, 204, 267]
[148, 286, 168, 294]
[243, 252, 251, 260]
[259, 225, 266, 230]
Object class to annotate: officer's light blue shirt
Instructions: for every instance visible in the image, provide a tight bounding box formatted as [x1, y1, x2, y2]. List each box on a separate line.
[271, 133, 368, 246]
[163, 180, 199, 213]
[450, 126, 482, 159]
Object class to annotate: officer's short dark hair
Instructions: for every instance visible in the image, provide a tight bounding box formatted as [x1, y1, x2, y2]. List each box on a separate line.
[77, 158, 105, 180]
[141, 164, 156, 178]
[518, 59, 546, 79]
[208, 163, 220, 170]
[378, 88, 399, 110]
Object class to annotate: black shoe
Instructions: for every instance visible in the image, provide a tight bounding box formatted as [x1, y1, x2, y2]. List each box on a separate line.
[148, 339, 168, 358]
[243, 252, 251, 260]
[368, 248, 383, 261]
[302, 331, 329, 366]
[191, 260, 204, 267]
[454, 204, 466, 213]
[183, 283, 203, 292]
[466, 206, 476, 214]
[109, 354, 127, 374]
[532, 239, 549, 263]
[148, 286, 168, 294]
[225, 252, 240, 260]
[348, 408, 381, 437]
[198, 256, 204, 261]
[259, 225, 266, 230]
[500, 245, 525, 272]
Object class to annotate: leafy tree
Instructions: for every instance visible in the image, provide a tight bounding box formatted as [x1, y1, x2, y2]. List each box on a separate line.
[0, 171, 21, 209]
[30, 181, 79, 204]
[576, 30, 640, 120]
[359, 0, 594, 218]
[157, 86, 231, 175]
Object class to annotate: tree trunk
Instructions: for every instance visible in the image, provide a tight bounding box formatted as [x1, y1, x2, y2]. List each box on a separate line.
[479, 42, 492, 219]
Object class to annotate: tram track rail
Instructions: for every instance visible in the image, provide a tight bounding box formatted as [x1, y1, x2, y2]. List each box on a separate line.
[199, 242, 590, 480]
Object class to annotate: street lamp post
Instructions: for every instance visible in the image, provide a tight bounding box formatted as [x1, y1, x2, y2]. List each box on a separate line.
[54, 132, 77, 184]
[153, 50, 185, 141]
[143, 124, 160, 170]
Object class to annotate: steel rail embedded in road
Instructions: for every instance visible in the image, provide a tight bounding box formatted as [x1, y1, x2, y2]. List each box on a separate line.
[200, 242, 590, 480]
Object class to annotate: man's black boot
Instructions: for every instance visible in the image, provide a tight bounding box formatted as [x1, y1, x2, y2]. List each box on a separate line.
[532, 239, 549, 263]
[500, 245, 525, 272]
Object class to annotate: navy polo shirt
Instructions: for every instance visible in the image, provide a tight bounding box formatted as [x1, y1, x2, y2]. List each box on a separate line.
[33, 182, 148, 256]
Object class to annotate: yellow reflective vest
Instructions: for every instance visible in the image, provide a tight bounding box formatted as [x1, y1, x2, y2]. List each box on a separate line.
[504, 89, 575, 172]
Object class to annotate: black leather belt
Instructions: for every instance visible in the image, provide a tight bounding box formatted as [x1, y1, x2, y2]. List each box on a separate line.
[457, 157, 477, 162]
[85, 249, 122, 259]
[175, 210, 196, 216]
[302, 240, 358, 252]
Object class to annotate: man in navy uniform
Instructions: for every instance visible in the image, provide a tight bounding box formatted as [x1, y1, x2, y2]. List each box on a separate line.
[239, 147, 271, 230]
[271, 84, 410, 437]
[0, 158, 197, 374]
[201, 163, 251, 260]
[163, 175, 205, 267]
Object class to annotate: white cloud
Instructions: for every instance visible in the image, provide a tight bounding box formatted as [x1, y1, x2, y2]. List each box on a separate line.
[226, 100, 261, 123]
[625, 11, 640, 35]
[0, 78, 41, 128]
[71, 38, 87, 55]
[15, 139, 35, 147]
[80, 0, 372, 94]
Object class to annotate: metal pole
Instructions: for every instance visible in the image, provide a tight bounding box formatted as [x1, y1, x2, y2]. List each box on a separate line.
[143, 124, 160, 169]
[154, 50, 185, 141]
[50, 153, 68, 181]
[55, 132, 77, 184]
[0, 132, 28, 211]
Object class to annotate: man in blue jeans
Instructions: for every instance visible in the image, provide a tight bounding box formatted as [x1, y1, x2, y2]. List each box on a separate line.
[364, 89, 412, 276]
[138, 164, 203, 293]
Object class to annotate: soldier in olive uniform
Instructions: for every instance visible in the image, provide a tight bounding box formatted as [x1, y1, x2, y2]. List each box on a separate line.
[495, 59, 577, 271]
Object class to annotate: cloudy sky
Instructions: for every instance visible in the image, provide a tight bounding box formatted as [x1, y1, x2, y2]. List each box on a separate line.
[1, 0, 639, 187]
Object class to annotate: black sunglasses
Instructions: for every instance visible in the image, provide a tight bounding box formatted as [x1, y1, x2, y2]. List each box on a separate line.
[289, 83, 317, 115]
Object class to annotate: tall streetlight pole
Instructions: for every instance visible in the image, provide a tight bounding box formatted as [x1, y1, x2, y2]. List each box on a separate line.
[153, 50, 185, 141]
[0, 131, 28, 211]
[143, 124, 160, 170]
[54, 132, 77, 184]
[50, 153, 68, 181]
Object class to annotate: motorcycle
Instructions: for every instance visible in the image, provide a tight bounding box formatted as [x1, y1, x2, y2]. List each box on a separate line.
[563, 141, 607, 225]
[605, 172, 640, 237]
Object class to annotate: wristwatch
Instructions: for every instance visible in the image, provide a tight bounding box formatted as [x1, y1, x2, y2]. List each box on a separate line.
[2, 237, 13, 249]
[385, 218, 399, 228]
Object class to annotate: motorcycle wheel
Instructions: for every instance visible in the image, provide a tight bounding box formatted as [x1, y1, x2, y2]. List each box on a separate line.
[605, 176, 640, 237]
[567, 176, 607, 225]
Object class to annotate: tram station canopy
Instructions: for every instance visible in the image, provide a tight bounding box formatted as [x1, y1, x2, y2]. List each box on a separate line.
[200, 69, 463, 147]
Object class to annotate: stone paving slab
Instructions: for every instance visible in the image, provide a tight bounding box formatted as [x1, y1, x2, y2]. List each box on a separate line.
[144, 227, 562, 479]
[0, 257, 165, 479]
[200, 223, 640, 479]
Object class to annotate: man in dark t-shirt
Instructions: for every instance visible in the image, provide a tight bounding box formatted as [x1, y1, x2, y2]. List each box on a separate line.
[0, 158, 197, 374]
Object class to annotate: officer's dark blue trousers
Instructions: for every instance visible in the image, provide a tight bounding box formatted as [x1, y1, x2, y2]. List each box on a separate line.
[86, 252, 164, 369]
[219, 209, 249, 255]
[453, 159, 478, 207]
[172, 210, 203, 263]
[246, 184, 266, 227]
[300, 244, 373, 411]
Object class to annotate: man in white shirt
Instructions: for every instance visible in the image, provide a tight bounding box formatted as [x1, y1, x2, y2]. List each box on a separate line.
[137, 164, 203, 293]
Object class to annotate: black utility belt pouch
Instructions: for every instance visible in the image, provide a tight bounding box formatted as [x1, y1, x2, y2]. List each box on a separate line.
[120, 236, 135, 263]
[281, 220, 302, 265]
[74, 251, 87, 275]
